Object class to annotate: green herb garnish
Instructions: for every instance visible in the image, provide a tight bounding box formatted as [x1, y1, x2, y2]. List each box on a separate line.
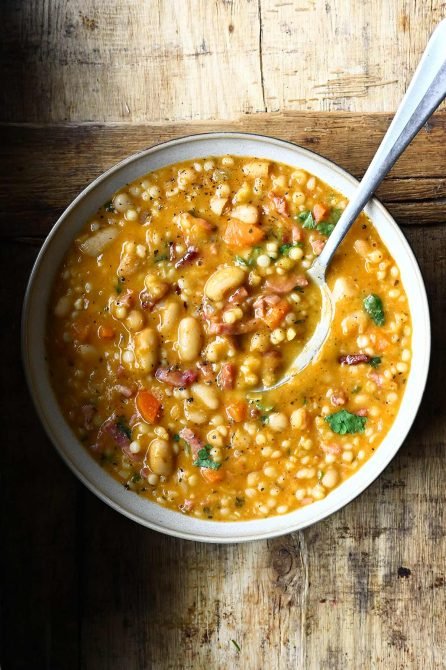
[369, 356, 382, 368]
[235, 497, 245, 508]
[325, 409, 367, 435]
[363, 294, 385, 326]
[279, 242, 303, 255]
[116, 416, 131, 439]
[297, 211, 316, 229]
[231, 640, 241, 653]
[105, 201, 115, 212]
[235, 255, 249, 267]
[193, 445, 221, 470]
[154, 254, 168, 263]
[351, 385, 362, 394]
[173, 434, 180, 442]
[327, 208, 343, 225]
[316, 222, 335, 236]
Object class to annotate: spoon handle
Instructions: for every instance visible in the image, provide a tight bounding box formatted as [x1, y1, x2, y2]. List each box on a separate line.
[314, 19, 446, 275]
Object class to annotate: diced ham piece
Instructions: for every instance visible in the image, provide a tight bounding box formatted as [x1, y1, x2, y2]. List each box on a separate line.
[217, 363, 236, 390]
[292, 226, 303, 243]
[175, 246, 199, 269]
[339, 353, 370, 365]
[356, 408, 368, 417]
[205, 316, 260, 336]
[330, 390, 348, 406]
[155, 367, 198, 387]
[93, 414, 142, 462]
[321, 443, 342, 455]
[311, 238, 326, 256]
[197, 362, 215, 381]
[180, 499, 195, 513]
[227, 287, 248, 305]
[272, 195, 289, 217]
[81, 404, 96, 431]
[179, 427, 205, 458]
[253, 293, 281, 319]
[369, 371, 384, 388]
[265, 273, 309, 294]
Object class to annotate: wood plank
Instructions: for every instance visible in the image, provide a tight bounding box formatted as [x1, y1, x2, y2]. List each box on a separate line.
[1, 0, 444, 123]
[0, 240, 82, 669]
[3, 123, 445, 669]
[1, 113, 445, 241]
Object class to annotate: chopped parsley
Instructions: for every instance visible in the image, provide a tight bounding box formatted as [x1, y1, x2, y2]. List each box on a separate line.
[231, 640, 241, 653]
[154, 254, 168, 263]
[325, 409, 367, 435]
[316, 222, 335, 236]
[363, 294, 385, 326]
[296, 210, 315, 229]
[105, 201, 116, 212]
[115, 277, 124, 294]
[326, 208, 343, 225]
[193, 445, 221, 470]
[279, 242, 303, 255]
[116, 416, 131, 439]
[235, 255, 249, 267]
[369, 356, 382, 368]
[235, 496, 245, 508]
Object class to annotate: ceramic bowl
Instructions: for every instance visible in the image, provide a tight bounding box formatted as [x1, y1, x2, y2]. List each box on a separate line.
[22, 133, 430, 542]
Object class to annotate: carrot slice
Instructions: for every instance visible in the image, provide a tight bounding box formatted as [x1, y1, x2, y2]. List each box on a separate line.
[226, 401, 247, 423]
[223, 219, 265, 249]
[262, 299, 290, 329]
[313, 203, 328, 223]
[98, 325, 115, 340]
[136, 390, 161, 423]
[201, 467, 225, 484]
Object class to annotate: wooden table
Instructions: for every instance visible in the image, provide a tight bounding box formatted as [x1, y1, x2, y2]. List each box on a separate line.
[1, 3, 445, 669]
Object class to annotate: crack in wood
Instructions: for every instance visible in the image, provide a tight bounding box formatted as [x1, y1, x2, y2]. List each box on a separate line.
[257, 0, 267, 113]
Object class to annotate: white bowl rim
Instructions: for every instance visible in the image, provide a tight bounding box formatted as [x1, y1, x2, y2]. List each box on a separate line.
[22, 131, 431, 543]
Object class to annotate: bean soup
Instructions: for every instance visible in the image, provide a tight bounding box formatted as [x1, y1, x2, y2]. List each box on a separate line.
[47, 156, 411, 520]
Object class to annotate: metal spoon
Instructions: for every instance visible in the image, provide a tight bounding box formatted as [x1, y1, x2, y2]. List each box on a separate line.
[260, 19, 446, 392]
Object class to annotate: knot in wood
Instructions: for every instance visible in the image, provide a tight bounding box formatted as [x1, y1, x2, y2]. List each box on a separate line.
[271, 546, 293, 577]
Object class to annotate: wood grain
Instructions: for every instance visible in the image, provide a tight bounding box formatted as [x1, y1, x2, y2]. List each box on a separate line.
[1, 112, 446, 242]
[2, 117, 446, 669]
[1, 0, 445, 123]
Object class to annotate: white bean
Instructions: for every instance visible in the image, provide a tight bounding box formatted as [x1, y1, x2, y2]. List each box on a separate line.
[177, 317, 202, 362]
[191, 383, 219, 410]
[149, 439, 174, 476]
[134, 328, 159, 372]
[204, 266, 246, 302]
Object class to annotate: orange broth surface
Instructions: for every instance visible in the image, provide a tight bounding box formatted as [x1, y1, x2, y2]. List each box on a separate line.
[47, 156, 412, 521]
